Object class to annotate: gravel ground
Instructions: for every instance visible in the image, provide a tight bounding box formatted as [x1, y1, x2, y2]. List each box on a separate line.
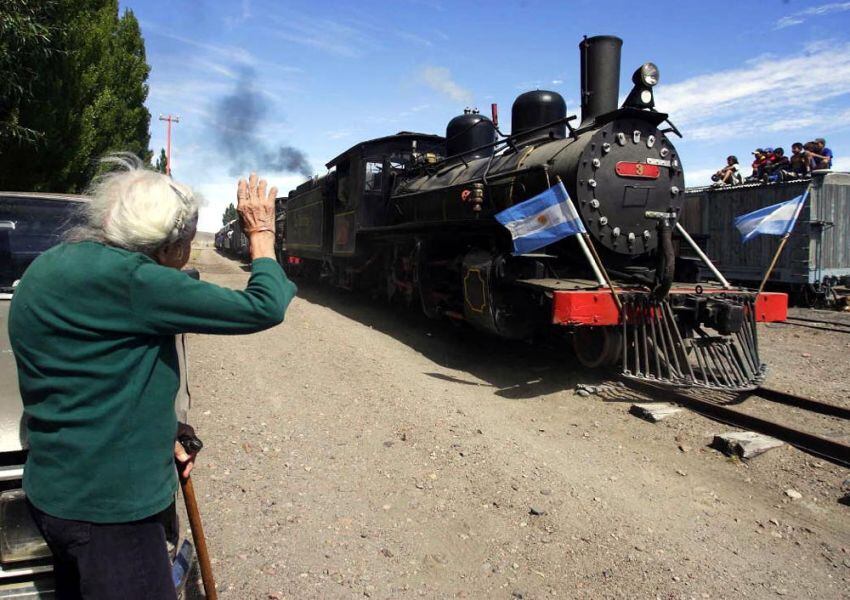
[183, 249, 849, 600]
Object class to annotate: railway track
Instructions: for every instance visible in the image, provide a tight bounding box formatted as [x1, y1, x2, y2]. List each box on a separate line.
[623, 379, 850, 468]
[779, 315, 850, 334]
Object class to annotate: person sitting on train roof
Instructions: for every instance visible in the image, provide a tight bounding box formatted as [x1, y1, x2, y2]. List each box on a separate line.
[803, 141, 819, 167]
[808, 137, 834, 170]
[750, 148, 769, 179]
[763, 147, 791, 182]
[711, 155, 746, 186]
[789, 142, 811, 178]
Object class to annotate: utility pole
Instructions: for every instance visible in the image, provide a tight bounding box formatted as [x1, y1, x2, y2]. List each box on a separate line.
[158, 114, 180, 176]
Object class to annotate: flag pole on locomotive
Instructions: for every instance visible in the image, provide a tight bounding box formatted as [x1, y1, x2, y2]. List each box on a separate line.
[493, 179, 622, 312]
[733, 187, 811, 295]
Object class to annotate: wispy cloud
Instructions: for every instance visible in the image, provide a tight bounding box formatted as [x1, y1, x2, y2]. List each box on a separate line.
[419, 66, 473, 104]
[223, 0, 252, 28]
[325, 129, 355, 140]
[266, 15, 380, 58]
[657, 41, 850, 142]
[393, 29, 433, 47]
[142, 21, 257, 65]
[775, 2, 850, 29]
[405, 0, 446, 11]
[260, 9, 439, 59]
[142, 21, 303, 84]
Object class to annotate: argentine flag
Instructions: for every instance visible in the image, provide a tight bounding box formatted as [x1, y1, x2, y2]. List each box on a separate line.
[494, 181, 586, 255]
[734, 189, 809, 243]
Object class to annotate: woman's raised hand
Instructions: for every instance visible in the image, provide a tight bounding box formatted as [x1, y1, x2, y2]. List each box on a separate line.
[237, 172, 278, 234]
[237, 172, 278, 260]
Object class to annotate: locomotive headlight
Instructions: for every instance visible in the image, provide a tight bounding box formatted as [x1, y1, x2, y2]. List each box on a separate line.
[637, 62, 659, 87]
[623, 62, 659, 110]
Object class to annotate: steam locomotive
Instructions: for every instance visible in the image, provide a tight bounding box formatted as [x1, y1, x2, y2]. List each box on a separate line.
[271, 35, 788, 391]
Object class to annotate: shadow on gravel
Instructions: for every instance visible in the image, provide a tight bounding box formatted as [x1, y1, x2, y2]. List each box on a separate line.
[294, 281, 610, 400]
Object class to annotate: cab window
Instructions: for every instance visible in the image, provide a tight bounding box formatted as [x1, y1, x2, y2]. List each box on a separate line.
[364, 162, 383, 193]
[336, 162, 352, 208]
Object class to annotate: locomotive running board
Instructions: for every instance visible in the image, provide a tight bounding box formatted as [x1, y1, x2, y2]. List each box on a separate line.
[619, 296, 767, 392]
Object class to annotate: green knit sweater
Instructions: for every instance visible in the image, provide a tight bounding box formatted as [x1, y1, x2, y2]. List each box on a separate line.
[9, 241, 296, 522]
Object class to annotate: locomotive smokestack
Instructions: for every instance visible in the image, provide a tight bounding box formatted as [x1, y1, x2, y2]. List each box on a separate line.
[579, 35, 623, 127]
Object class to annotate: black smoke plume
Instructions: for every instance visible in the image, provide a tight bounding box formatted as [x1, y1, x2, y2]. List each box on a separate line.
[213, 67, 312, 178]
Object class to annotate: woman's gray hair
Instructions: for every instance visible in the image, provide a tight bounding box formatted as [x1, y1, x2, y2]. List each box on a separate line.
[67, 153, 200, 254]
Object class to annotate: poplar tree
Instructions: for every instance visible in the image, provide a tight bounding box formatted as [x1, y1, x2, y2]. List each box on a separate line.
[155, 149, 168, 174]
[0, 0, 59, 146]
[222, 203, 237, 225]
[0, 1, 152, 192]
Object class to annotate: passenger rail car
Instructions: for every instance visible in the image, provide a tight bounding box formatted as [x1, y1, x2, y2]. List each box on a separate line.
[275, 35, 788, 391]
[214, 219, 249, 260]
[680, 173, 850, 305]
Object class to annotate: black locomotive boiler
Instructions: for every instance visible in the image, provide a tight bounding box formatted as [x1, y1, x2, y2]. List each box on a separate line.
[275, 35, 788, 391]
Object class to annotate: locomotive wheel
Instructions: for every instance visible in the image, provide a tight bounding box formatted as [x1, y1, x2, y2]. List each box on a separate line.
[573, 327, 622, 368]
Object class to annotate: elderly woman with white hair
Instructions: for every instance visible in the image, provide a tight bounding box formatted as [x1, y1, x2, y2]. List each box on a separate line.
[9, 156, 296, 599]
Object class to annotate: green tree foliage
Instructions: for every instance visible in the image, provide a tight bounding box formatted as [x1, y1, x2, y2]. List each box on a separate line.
[154, 148, 168, 174]
[222, 203, 237, 226]
[0, 1, 152, 192]
[0, 0, 59, 145]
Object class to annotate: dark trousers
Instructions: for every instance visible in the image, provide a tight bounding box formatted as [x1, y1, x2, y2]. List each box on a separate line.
[27, 500, 178, 600]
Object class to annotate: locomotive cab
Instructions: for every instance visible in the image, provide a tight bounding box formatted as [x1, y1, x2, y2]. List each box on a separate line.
[322, 133, 445, 257]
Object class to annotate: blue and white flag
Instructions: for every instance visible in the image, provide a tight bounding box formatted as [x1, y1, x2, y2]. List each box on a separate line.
[494, 181, 586, 255]
[734, 189, 809, 243]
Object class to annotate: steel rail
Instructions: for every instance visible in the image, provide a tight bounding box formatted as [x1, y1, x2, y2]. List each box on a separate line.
[786, 315, 850, 329]
[754, 387, 850, 420]
[773, 320, 850, 335]
[786, 314, 850, 328]
[623, 379, 850, 468]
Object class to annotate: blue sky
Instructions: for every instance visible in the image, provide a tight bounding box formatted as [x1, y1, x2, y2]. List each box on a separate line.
[124, 0, 850, 232]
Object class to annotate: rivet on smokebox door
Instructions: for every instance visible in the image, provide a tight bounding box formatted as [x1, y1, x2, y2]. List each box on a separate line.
[612, 227, 621, 237]
[670, 186, 680, 196]
[587, 179, 597, 188]
[633, 130, 641, 144]
[599, 216, 608, 226]
[592, 158, 601, 168]
[646, 135, 655, 148]
[616, 133, 626, 146]
[602, 143, 612, 154]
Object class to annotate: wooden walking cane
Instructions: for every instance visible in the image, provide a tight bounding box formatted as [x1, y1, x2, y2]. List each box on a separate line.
[179, 436, 218, 600]
[757, 188, 810, 296]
